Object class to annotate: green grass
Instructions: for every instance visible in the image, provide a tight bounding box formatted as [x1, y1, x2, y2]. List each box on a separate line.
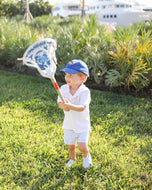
[0, 70, 151, 190]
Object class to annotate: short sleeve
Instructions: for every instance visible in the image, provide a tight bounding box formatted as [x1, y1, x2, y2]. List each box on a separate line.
[79, 88, 91, 106]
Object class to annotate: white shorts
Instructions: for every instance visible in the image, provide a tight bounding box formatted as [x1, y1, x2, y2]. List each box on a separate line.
[64, 129, 89, 145]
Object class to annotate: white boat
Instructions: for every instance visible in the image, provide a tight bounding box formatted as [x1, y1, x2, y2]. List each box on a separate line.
[52, 1, 100, 18]
[52, 2, 82, 18]
[52, 0, 152, 27]
[87, 0, 152, 27]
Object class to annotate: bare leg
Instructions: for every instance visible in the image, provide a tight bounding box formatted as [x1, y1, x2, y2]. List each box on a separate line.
[79, 142, 91, 168]
[78, 142, 89, 157]
[68, 144, 76, 161]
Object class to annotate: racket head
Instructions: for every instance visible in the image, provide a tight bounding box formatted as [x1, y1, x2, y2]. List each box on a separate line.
[23, 38, 57, 78]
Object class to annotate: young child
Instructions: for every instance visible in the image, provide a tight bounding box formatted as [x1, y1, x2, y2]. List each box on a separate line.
[57, 59, 92, 168]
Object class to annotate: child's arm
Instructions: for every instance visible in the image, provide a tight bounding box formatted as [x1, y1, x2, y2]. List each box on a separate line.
[58, 99, 85, 112]
[58, 102, 70, 111]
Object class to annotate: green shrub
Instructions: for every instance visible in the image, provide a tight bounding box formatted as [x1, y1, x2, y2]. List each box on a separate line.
[106, 27, 152, 89]
[0, 15, 151, 91]
[0, 17, 45, 66]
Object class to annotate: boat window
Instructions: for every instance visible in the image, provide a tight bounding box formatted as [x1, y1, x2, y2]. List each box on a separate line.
[53, 7, 60, 11]
[103, 14, 117, 19]
[63, 5, 80, 10]
[143, 9, 152, 11]
[68, 6, 80, 10]
[107, 5, 116, 8]
[89, 6, 95, 10]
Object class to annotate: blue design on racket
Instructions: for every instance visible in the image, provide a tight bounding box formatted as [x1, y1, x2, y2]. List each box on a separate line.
[23, 38, 65, 103]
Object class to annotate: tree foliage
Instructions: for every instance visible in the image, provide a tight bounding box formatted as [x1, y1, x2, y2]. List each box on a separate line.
[0, 0, 52, 17]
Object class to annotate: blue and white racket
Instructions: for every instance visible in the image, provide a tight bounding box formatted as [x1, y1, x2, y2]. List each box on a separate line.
[23, 38, 65, 103]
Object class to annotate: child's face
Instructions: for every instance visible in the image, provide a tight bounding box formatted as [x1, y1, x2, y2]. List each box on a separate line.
[65, 72, 85, 87]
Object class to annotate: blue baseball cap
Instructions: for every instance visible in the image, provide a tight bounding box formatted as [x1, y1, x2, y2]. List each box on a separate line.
[59, 60, 89, 77]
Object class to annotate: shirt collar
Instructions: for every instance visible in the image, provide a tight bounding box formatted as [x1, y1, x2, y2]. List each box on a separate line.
[67, 83, 85, 97]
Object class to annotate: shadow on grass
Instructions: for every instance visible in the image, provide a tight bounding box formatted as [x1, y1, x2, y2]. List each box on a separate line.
[31, 165, 88, 189]
[90, 89, 152, 137]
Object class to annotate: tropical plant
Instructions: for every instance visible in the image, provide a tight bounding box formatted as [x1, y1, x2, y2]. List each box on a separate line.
[106, 26, 152, 89]
[56, 16, 84, 69]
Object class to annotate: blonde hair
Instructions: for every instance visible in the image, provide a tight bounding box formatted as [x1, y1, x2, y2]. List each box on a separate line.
[77, 72, 88, 83]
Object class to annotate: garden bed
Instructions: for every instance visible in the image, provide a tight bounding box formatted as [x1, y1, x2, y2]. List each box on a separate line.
[0, 63, 151, 99]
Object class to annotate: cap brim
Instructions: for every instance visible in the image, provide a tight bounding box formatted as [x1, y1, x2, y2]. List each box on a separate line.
[59, 68, 79, 74]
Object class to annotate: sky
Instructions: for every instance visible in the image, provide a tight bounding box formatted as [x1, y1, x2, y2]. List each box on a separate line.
[137, 0, 151, 6]
[49, 0, 152, 6]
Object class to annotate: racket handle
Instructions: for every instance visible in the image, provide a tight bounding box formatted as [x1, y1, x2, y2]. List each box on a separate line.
[57, 88, 65, 103]
[50, 78, 65, 103]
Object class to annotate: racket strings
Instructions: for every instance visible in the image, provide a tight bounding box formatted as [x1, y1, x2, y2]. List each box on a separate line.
[23, 39, 57, 77]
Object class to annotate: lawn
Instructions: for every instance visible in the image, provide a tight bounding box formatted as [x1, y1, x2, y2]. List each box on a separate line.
[0, 70, 152, 189]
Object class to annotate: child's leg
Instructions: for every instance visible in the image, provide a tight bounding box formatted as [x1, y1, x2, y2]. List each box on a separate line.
[78, 142, 92, 168]
[78, 132, 92, 168]
[68, 144, 76, 161]
[78, 142, 89, 157]
[64, 130, 77, 161]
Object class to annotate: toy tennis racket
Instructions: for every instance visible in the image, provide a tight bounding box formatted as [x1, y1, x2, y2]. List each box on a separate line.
[22, 38, 65, 103]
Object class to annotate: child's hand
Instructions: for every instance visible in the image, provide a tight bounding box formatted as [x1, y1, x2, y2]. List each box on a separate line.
[58, 99, 85, 112]
[58, 99, 70, 111]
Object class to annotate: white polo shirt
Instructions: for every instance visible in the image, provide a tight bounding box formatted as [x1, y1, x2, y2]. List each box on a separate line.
[57, 84, 91, 133]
